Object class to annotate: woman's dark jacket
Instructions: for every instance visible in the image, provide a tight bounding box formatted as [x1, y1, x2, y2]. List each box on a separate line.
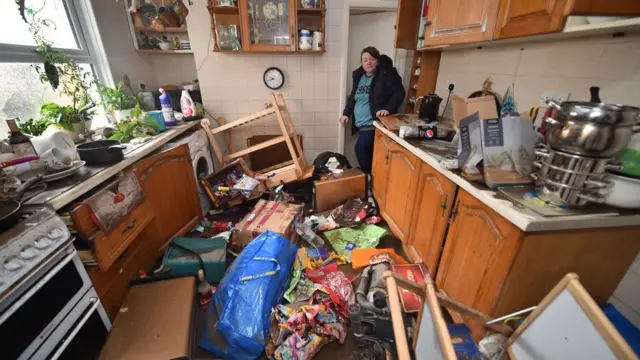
[342, 54, 405, 134]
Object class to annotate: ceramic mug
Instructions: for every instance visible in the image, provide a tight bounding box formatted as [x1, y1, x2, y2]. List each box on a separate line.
[39, 148, 73, 172]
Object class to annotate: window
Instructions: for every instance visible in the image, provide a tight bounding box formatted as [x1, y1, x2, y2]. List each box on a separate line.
[0, 0, 113, 138]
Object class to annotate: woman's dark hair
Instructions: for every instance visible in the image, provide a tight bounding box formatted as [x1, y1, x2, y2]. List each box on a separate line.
[361, 46, 380, 59]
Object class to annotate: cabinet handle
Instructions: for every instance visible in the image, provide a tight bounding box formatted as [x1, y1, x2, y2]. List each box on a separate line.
[121, 218, 137, 234]
[290, 24, 295, 46]
[449, 200, 460, 223]
[440, 194, 448, 216]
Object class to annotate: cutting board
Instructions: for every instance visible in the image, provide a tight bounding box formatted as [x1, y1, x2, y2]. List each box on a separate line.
[378, 113, 419, 132]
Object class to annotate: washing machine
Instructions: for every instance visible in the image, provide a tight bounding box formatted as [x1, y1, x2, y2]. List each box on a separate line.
[166, 129, 214, 216]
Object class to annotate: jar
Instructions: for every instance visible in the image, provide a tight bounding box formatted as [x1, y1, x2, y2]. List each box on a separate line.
[299, 29, 312, 50]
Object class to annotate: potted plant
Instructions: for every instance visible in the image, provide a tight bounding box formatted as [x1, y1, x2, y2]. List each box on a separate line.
[17, 117, 52, 136]
[38, 102, 96, 141]
[109, 105, 162, 143]
[97, 82, 138, 123]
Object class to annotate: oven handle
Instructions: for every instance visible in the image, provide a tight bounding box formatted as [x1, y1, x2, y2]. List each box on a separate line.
[49, 297, 100, 360]
[0, 248, 76, 326]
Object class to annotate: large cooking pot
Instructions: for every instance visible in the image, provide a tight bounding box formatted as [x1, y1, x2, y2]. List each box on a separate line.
[544, 100, 640, 158]
[0, 200, 21, 232]
[76, 140, 126, 166]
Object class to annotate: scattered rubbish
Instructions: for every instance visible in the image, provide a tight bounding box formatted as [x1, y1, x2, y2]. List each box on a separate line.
[307, 214, 339, 232]
[232, 174, 261, 198]
[197, 269, 214, 310]
[307, 262, 355, 318]
[200, 231, 298, 359]
[295, 221, 325, 248]
[324, 225, 388, 262]
[314, 169, 366, 212]
[331, 199, 372, 228]
[200, 158, 266, 208]
[351, 248, 408, 269]
[364, 215, 382, 225]
[392, 263, 427, 313]
[313, 151, 351, 176]
[306, 252, 347, 270]
[233, 200, 303, 248]
[284, 267, 327, 303]
[267, 304, 347, 360]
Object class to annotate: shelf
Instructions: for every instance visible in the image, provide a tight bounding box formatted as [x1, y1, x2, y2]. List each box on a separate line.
[297, 8, 325, 14]
[297, 49, 326, 54]
[135, 26, 188, 33]
[212, 6, 239, 14]
[137, 49, 194, 54]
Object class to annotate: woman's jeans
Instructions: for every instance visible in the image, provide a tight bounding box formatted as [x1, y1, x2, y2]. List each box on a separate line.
[355, 129, 375, 174]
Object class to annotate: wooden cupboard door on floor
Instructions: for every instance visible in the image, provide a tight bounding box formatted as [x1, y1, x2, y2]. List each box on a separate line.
[128, 144, 202, 257]
[424, 0, 501, 46]
[494, 0, 569, 39]
[435, 189, 522, 340]
[408, 162, 457, 276]
[395, 0, 421, 49]
[381, 142, 420, 242]
[371, 129, 392, 208]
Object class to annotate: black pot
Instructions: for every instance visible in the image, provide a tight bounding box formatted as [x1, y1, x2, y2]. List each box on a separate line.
[76, 140, 126, 166]
[0, 200, 21, 232]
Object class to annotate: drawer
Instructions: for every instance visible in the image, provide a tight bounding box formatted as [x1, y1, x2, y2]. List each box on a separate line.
[93, 200, 154, 271]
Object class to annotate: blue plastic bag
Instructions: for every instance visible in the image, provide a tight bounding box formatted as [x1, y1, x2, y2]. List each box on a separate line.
[200, 231, 298, 359]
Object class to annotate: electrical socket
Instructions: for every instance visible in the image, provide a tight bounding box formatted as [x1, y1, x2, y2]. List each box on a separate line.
[540, 91, 570, 106]
[446, 80, 456, 89]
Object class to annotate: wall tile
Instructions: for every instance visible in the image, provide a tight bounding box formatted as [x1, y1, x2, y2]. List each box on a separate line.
[287, 56, 301, 72]
[301, 57, 314, 71]
[302, 112, 315, 125]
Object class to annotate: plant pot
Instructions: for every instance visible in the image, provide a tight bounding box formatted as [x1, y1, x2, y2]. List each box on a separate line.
[112, 109, 133, 123]
[70, 122, 86, 142]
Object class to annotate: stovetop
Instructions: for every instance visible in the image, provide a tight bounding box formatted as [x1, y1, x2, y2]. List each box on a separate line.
[0, 204, 71, 298]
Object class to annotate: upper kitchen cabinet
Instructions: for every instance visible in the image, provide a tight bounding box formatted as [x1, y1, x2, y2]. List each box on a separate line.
[423, 0, 501, 46]
[394, 0, 422, 49]
[209, 0, 326, 53]
[495, 0, 640, 39]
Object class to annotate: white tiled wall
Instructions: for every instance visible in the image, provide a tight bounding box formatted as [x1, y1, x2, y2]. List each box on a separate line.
[186, 0, 346, 164]
[434, 32, 640, 328]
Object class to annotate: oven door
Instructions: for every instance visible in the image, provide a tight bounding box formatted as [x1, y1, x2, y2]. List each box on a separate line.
[32, 287, 111, 360]
[0, 244, 92, 360]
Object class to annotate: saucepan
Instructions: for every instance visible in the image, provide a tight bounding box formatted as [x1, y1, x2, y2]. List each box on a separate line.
[0, 200, 21, 232]
[76, 140, 126, 166]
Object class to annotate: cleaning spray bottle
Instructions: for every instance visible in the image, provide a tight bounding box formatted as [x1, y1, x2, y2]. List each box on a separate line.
[180, 89, 197, 117]
[159, 88, 177, 126]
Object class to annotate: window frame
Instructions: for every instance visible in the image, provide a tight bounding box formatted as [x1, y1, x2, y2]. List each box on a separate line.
[0, 0, 114, 88]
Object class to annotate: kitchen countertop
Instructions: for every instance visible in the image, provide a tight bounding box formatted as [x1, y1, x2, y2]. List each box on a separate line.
[373, 122, 640, 232]
[26, 121, 200, 210]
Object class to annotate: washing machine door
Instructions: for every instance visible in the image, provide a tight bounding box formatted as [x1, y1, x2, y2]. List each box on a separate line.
[192, 149, 214, 215]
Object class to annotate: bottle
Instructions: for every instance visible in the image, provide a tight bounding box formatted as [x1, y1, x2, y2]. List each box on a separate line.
[180, 89, 197, 117]
[6, 119, 37, 156]
[159, 88, 177, 126]
[197, 269, 213, 310]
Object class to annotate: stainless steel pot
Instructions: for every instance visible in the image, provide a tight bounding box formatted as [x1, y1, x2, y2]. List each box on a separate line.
[545, 99, 640, 158]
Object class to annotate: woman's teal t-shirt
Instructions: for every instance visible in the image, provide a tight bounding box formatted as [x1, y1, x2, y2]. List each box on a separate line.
[354, 75, 374, 128]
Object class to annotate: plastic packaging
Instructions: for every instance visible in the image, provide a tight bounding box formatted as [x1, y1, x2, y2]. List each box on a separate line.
[399, 124, 450, 139]
[180, 89, 197, 117]
[200, 231, 298, 359]
[159, 88, 177, 126]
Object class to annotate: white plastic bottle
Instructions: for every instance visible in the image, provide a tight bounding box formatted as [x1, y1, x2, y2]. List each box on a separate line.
[180, 89, 197, 117]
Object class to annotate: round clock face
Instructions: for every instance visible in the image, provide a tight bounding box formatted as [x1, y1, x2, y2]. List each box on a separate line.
[263, 67, 285, 90]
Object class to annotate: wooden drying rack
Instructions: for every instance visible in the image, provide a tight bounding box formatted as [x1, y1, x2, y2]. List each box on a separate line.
[201, 92, 313, 188]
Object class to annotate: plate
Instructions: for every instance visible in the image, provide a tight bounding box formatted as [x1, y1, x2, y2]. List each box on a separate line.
[42, 161, 86, 182]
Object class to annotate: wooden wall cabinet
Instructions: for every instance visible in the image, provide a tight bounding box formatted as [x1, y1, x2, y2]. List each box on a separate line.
[407, 162, 457, 275]
[209, 0, 326, 53]
[423, 0, 501, 46]
[494, 0, 640, 39]
[394, 0, 421, 49]
[371, 129, 392, 208]
[380, 142, 421, 243]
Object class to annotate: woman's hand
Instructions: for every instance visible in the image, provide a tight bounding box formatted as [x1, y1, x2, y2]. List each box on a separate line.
[376, 110, 390, 117]
[339, 115, 349, 125]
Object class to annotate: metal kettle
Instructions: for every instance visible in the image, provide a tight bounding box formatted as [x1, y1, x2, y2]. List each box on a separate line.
[416, 93, 442, 121]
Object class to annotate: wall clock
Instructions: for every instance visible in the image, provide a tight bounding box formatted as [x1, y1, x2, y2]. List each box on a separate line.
[263, 67, 285, 90]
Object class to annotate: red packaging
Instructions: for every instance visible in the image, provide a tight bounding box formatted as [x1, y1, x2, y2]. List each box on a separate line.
[391, 264, 427, 313]
[306, 263, 354, 318]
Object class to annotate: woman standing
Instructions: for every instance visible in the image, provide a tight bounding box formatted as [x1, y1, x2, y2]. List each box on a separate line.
[339, 46, 405, 173]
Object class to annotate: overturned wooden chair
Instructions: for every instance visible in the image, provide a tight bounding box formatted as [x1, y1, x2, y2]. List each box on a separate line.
[201, 93, 313, 188]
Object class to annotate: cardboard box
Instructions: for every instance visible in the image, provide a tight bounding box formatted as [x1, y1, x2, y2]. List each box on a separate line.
[233, 200, 303, 247]
[451, 95, 499, 127]
[391, 264, 427, 314]
[314, 168, 366, 212]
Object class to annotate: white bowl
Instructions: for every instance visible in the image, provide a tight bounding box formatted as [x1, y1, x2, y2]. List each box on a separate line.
[600, 172, 640, 209]
[158, 42, 173, 50]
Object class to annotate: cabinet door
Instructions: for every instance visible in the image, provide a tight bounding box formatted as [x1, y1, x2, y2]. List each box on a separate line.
[408, 162, 457, 276]
[371, 129, 392, 208]
[381, 142, 420, 242]
[494, 0, 570, 39]
[424, 0, 501, 46]
[395, 0, 421, 49]
[239, 0, 296, 52]
[568, 0, 640, 16]
[435, 189, 522, 340]
[129, 144, 202, 257]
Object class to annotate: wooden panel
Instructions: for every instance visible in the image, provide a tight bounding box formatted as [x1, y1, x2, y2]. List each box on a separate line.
[381, 142, 421, 242]
[395, 0, 421, 49]
[424, 0, 501, 46]
[493, 226, 640, 318]
[416, 51, 442, 96]
[494, 0, 569, 39]
[435, 189, 523, 340]
[408, 162, 457, 276]
[568, 0, 640, 16]
[371, 129, 392, 208]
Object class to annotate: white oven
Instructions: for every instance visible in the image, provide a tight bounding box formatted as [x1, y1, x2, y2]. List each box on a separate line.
[0, 242, 111, 359]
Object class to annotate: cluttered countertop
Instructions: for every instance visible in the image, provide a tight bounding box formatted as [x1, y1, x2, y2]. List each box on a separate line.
[373, 121, 640, 232]
[23, 121, 200, 210]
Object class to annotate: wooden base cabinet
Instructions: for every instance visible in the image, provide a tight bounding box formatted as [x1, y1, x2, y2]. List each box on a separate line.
[407, 162, 457, 275]
[372, 129, 392, 209]
[436, 189, 640, 340]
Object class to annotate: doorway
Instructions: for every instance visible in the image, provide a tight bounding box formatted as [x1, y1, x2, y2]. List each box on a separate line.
[340, 6, 408, 168]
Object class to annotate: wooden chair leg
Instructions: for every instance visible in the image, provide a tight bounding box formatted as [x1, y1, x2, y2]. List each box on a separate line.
[270, 92, 304, 176]
[201, 119, 224, 166]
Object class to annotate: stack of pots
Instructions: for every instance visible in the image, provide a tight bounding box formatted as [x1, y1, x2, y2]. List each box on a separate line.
[533, 99, 640, 207]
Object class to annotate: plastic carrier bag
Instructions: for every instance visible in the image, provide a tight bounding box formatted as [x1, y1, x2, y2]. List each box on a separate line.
[200, 231, 298, 359]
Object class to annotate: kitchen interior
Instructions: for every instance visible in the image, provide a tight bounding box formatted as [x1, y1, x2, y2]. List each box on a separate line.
[2, 0, 640, 359]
